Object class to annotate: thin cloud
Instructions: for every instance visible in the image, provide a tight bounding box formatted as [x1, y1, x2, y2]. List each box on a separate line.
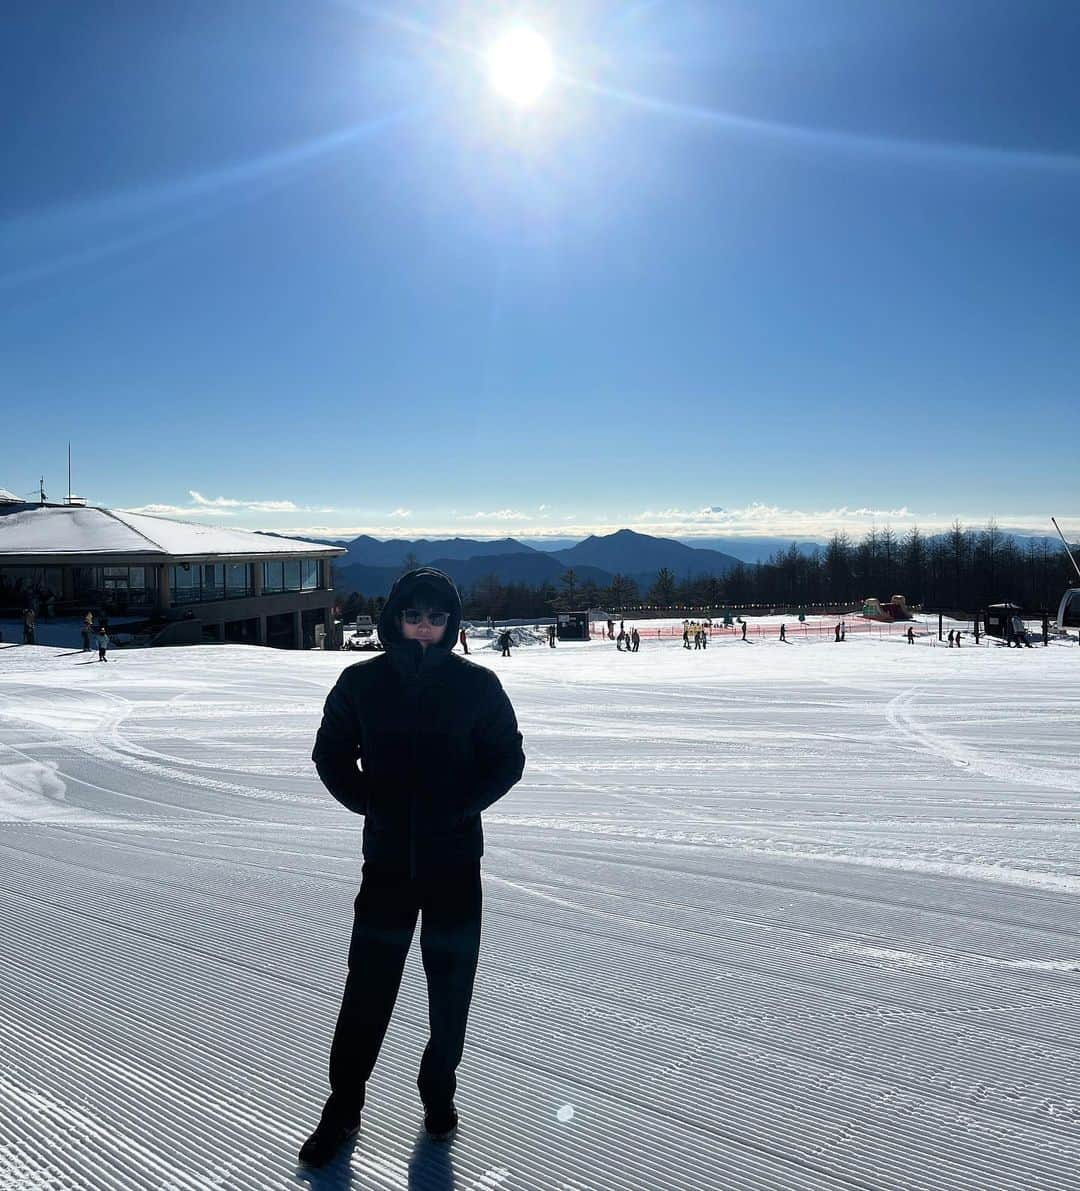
[110, 498, 1076, 543]
[120, 502, 235, 518]
[634, 503, 918, 538]
[460, 509, 529, 521]
[272, 508, 1079, 543]
[189, 491, 298, 512]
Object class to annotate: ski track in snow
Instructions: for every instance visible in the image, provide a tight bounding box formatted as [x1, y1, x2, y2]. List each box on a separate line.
[1, 635, 1079, 1189]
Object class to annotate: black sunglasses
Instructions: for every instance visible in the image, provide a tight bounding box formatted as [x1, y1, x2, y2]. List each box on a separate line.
[403, 608, 450, 626]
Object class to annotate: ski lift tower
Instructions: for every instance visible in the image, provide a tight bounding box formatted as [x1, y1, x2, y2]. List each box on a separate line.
[1051, 517, 1080, 637]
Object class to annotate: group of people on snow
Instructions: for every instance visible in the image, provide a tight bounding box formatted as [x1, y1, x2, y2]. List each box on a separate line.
[80, 611, 111, 661]
[12, 608, 110, 658]
[1005, 616, 1032, 648]
[616, 626, 640, 651]
[682, 620, 711, 650]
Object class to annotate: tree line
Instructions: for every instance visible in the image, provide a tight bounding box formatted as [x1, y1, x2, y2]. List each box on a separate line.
[334, 523, 1078, 620]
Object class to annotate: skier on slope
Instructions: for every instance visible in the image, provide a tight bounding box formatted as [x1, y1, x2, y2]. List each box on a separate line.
[301, 568, 525, 1167]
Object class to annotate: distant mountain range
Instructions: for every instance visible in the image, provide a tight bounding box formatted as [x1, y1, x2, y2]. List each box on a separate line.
[332, 528, 743, 598]
[550, 529, 741, 576]
[322, 526, 1077, 598]
[338, 535, 536, 567]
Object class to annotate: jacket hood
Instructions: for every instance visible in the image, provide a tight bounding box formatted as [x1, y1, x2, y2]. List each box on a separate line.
[378, 567, 463, 667]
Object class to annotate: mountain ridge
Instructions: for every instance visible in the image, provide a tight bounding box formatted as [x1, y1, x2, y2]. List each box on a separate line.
[333, 528, 743, 598]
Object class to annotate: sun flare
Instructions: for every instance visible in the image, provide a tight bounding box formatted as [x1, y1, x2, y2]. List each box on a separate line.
[488, 28, 553, 106]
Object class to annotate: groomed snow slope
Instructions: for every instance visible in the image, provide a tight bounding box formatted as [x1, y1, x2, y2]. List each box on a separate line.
[1, 635, 1078, 1190]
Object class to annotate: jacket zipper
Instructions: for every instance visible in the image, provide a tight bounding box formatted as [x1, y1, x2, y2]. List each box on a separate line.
[408, 682, 419, 879]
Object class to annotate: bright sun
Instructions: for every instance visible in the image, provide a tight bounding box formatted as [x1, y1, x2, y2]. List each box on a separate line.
[488, 28, 554, 106]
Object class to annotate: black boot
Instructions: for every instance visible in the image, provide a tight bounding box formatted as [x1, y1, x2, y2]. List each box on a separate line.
[298, 1114, 362, 1168]
[423, 1101, 459, 1141]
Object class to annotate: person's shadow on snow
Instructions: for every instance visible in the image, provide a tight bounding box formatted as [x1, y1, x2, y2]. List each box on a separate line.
[293, 1132, 361, 1191]
[407, 1128, 456, 1190]
[291, 1129, 456, 1190]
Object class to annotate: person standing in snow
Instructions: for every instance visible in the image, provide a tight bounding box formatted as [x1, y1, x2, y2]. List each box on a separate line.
[22, 607, 36, 645]
[458, 626, 469, 655]
[498, 629, 512, 657]
[302, 569, 525, 1167]
[779, 623, 787, 643]
[547, 623, 557, 648]
[81, 611, 94, 652]
[834, 623, 841, 643]
[683, 626, 691, 649]
[906, 625, 915, 645]
[631, 627, 640, 652]
[96, 627, 110, 661]
[740, 620, 747, 642]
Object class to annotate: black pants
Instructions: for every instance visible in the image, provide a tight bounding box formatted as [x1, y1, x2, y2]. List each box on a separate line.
[325, 861, 482, 1121]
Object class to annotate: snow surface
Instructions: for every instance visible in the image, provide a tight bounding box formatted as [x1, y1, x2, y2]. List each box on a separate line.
[0, 505, 342, 557]
[1, 633, 1078, 1189]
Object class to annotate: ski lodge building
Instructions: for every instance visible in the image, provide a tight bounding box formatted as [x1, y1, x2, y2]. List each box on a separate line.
[0, 495, 345, 649]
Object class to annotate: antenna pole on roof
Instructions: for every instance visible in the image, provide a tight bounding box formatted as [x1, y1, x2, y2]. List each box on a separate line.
[68, 442, 71, 504]
[39, 475, 46, 505]
[1051, 517, 1080, 582]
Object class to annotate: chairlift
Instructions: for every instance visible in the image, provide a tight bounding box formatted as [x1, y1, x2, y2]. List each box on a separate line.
[1051, 517, 1080, 632]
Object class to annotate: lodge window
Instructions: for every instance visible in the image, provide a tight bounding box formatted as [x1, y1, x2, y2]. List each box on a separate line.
[170, 562, 252, 602]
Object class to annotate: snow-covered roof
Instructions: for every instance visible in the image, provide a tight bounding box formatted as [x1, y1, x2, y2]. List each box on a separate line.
[0, 488, 21, 504]
[0, 504, 345, 561]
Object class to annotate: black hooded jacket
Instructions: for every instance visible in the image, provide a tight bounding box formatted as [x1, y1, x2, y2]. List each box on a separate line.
[312, 568, 525, 875]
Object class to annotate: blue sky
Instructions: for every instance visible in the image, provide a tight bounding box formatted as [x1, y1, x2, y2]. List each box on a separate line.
[2, 1, 1078, 542]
